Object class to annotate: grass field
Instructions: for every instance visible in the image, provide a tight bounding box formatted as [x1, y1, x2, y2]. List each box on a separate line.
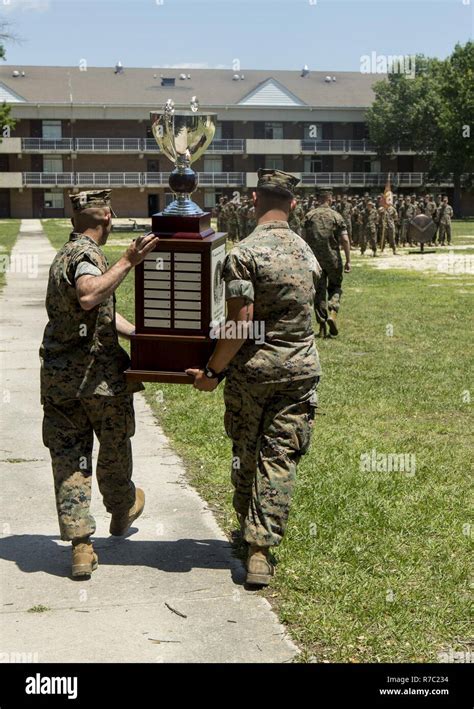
[40, 219, 473, 663]
[0, 220, 21, 291]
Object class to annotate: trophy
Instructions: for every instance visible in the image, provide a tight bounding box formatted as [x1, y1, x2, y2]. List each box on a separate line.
[126, 98, 228, 385]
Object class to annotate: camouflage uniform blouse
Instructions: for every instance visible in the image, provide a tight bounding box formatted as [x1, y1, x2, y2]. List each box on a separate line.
[221, 220, 322, 384]
[40, 232, 142, 402]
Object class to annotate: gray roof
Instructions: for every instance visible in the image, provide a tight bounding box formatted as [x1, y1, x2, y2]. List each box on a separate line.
[0, 65, 380, 109]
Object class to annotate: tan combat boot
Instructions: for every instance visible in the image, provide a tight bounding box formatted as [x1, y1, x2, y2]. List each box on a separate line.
[327, 310, 339, 337]
[246, 545, 274, 586]
[109, 488, 145, 537]
[72, 540, 98, 578]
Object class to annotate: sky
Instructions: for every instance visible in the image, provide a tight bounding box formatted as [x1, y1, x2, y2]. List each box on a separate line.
[1, 0, 473, 72]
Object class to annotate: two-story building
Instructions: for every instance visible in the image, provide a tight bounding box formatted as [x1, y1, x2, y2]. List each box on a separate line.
[0, 65, 470, 218]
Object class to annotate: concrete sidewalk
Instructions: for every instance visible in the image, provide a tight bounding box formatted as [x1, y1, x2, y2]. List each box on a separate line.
[0, 221, 298, 663]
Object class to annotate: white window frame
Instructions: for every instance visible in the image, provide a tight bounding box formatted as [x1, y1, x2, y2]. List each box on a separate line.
[42, 120, 62, 140]
[265, 155, 284, 171]
[204, 156, 223, 172]
[204, 190, 216, 209]
[43, 155, 63, 173]
[44, 191, 64, 209]
[264, 122, 283, 140]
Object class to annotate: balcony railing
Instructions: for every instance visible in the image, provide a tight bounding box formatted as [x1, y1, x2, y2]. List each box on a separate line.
[75, 138, 143, 152]
[21, 137, 245, 154]
[207, 139, 245, 153]
[23, 172, 76, 185]
[22, 172, 246, 187]
[300, 172, 426, 187]
[301, 140, 415, 154]
[22, 138, 74, 152]
[21, 137, 418, 155]
[198, 172, 244, 186]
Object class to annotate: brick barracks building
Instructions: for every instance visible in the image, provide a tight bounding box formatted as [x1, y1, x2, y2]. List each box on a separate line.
[0, 64, 471, 219]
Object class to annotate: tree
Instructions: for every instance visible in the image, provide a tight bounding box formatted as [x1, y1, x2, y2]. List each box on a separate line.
[366, 43, 474, 216]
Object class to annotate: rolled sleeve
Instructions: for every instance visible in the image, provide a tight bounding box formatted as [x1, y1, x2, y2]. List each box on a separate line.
[225, 279, 255, 302]
[222, 248, 256, 304]
[74, 262, 103, 280]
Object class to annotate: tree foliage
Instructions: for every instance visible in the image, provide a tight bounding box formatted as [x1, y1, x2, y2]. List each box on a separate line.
[366, 43, 474, 211]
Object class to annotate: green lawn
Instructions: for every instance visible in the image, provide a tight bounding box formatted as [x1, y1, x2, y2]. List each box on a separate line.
[0, 220, 21, 291]
[41, 219, 473, 663]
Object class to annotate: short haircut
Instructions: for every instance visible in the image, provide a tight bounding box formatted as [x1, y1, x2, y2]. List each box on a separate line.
[255, 189, 292, 212]
[73, 206, 110, 232]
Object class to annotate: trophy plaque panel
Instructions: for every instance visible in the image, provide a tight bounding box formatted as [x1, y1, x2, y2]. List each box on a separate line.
[126, 228, 227, 385]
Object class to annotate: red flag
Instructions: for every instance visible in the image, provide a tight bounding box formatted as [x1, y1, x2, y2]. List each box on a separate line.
[381, 174, 393, 209]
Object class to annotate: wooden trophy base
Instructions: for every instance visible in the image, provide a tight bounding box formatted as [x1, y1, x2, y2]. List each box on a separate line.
[151, 211, 214, 240]
[125, 212, 227, 385]
[127, 333, 216, 384]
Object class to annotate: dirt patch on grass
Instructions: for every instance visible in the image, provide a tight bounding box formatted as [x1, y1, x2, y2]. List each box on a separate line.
[356, 245, 474, 275]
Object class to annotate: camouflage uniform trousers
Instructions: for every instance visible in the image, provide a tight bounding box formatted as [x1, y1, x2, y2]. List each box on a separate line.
[438, 222, 452, 245]
[313, 247, 344, 319]
[400, 219, 411, 246]
[381, 223, 396, 251]
[361, 225, 377, 254]
[42, 393, 136, 541]
[351, 220, 360, 247]
[224, 375, 318, 548]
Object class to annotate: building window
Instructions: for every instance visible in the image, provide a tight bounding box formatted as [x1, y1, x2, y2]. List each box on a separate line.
[353, 123, 369, 140]
[43, 156, 63, 173]
[44, 191, 64, 209]
[264, 122, 283, 140]
[214, 122, 223, 141]
[265, 155, 284, 171]
[304, 157, 323, 173]
[204, 156, 222, 172]
[204, 190, 216, 209]
[42, 120, 62, 140]
[353, 157, 372, 173]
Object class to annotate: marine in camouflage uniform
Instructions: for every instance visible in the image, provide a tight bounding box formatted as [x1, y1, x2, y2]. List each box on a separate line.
[216, 196, 228, 232]
[304, 190, 351, 337]
[340, 194, 353, 244]
[288, 204, 302, 236]
[351, 197, 362, 247]
[436, 196, 454, 245]
[226, 202, 240, 242]
[186, 169, 321, 586]
[400, 196, 416, 246]
[237, 199, 248, 241]
[246, 204, 257, 235]
[40, 190, 156, 577]
[379, 204, 398, 254]
[361, 201, 378, 255]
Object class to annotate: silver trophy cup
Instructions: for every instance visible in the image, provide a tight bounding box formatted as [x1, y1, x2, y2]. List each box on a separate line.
[150, 99, 216, 217]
